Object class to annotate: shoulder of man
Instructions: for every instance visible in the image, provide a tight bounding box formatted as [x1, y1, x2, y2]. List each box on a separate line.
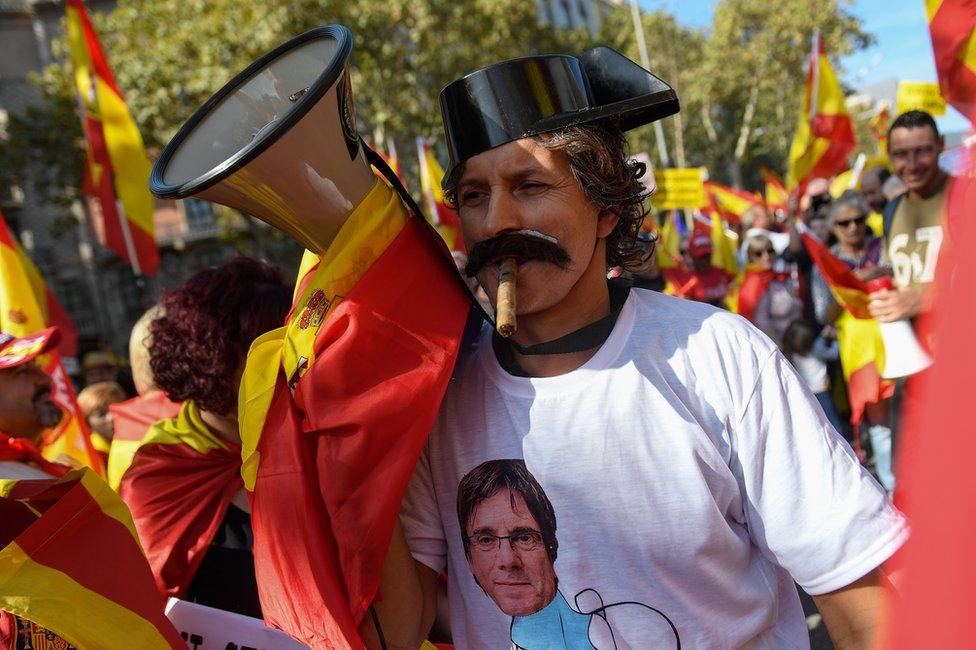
[882, 191, 906, 240]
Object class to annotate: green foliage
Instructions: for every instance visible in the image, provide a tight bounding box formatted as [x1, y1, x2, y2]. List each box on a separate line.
[2, 0, 587, 208]
[1, 0, 873, 211]
[599, 0, 871, 188]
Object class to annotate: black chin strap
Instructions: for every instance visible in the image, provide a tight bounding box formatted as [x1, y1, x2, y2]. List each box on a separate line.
[361, 140, 491, 322]
[494, 281, 630, 375]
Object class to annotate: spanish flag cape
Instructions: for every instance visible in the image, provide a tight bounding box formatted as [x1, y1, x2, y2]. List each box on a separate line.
[239, 165, 471, 647]
[117, 400, 242, 598]
[107, 391, 182, 490]
[734, 265, 792, 323]
[0, 468, 183, 648]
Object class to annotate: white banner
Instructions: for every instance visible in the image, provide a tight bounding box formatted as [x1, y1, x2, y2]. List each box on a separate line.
[165, 598, 308, 649]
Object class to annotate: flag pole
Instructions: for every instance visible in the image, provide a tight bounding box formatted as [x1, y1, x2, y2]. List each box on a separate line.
[629, 0, 671, 168]
[416, 137, 440, 224]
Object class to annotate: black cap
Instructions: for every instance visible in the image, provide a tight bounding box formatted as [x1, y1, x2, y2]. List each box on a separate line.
[439, 45, 679, 177]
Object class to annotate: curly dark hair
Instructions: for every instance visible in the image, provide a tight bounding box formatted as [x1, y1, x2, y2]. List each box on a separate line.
[443, 124, 650, 271]
[150, 256, 291, 415]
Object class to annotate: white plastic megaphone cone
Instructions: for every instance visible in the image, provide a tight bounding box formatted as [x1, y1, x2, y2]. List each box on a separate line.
[867, 278, 933, 379]
[878, 319, 933, 379]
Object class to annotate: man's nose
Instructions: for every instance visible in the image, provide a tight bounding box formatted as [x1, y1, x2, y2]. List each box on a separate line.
[495, 539, 523, 569]
[482, 189, 522, 239]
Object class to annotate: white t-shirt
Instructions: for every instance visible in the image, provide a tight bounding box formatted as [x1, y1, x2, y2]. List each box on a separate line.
[402, 289, 907, 649]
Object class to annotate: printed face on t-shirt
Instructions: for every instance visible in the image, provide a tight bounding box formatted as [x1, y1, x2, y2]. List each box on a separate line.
[465, 489, 557, 616]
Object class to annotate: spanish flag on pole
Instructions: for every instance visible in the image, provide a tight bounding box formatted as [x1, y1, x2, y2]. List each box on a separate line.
[797, 224, 893, 426]
[759, 166, 790, 212]
[786, 31, 857, 190]
[928, 0, 976, 122]
[703, 180, 761, 223]
[417, 137, 466, 253]
[0, 469, 183, 648]
[239, 170, 470, 647]
[0, 212, 103, 474]
[652, 210, 681, 270]
[66, 0, 158, 276]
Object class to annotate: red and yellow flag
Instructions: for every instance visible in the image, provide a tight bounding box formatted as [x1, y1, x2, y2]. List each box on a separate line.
[798, 226, 893, 424]
[66, 0, 158, 276]
[651, 212, 682, 270]
[417, 137, 465, 253]
[239, 176, 470, 647]
[0, 213, 102, 474]
[787, 31, 857, 190]
[106, 391, 182, 489]
[117, 400, 242, 599]
[0, 468, 183, 648]
[703, 180, 761, 223]
[868, 104, 891, 155]
[759, 166, 790, 212]
[928, 0, 976, 122]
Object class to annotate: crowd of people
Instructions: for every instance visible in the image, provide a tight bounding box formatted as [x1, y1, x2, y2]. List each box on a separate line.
[610, 109, 951, 495]
[0, 33, 957, 649]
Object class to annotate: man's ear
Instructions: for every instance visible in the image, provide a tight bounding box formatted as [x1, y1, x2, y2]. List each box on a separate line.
[596, 210, 620, 239]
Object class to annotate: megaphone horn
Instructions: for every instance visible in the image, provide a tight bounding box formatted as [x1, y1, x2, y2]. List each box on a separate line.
[878, 319, 933, 379]
[150, 25, 374, 254]
[866, 278, 933, 379]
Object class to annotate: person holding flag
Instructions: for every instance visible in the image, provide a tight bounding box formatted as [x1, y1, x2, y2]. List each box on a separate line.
[809, 191, 895, 489]
[661, 228, 734, 307]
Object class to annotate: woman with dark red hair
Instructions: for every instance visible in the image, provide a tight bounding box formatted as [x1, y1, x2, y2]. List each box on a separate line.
[117, 256, 291, 617]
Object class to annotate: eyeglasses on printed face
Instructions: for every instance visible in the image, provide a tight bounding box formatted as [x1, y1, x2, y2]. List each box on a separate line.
[834, 215, 868, 229]
[468, 529, 544, 552]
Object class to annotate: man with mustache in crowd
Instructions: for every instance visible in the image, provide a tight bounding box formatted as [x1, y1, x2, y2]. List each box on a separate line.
[368, 48, 906, 649]
[0, 328, 67, 480]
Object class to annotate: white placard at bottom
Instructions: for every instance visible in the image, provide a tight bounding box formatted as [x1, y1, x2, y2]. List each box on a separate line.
[165, 598, 309, 649]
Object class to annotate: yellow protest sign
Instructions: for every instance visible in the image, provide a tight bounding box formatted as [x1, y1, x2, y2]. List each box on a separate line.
[650, 167, 707, 209]
[897, 81, 947, 116]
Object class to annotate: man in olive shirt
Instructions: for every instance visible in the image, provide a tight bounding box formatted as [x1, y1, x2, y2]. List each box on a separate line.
[870, 110, 949, 323]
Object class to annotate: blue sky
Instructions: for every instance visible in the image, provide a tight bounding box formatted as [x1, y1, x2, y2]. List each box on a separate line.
[642, 0, 969, 132]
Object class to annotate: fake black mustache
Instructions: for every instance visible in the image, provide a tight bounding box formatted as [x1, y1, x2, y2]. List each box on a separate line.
[463, 232, 571, 278]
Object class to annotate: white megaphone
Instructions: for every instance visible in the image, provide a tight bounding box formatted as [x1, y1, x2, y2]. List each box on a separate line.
[149, 25, 373, 254]
[867, 277, 933, 379]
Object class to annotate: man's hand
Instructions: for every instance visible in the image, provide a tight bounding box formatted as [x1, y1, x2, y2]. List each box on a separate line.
[868, 287, 923, 322]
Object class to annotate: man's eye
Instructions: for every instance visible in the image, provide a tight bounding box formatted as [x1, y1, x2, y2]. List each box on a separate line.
[474, 534, 495, 545]
[461, 191, 485, 204]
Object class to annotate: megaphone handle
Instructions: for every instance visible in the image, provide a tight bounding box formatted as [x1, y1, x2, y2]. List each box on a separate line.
[361, 140, 492, 324]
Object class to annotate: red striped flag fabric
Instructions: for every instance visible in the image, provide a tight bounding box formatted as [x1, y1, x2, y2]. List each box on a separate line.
[0, 468, 183, 648]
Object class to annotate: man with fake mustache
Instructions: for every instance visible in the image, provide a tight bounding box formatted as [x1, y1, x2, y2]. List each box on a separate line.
[0, 327, 67, 480]
[368, 47, 906, 650]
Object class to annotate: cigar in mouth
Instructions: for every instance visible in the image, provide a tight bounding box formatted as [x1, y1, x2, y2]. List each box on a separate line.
[496, 258, 518, 338]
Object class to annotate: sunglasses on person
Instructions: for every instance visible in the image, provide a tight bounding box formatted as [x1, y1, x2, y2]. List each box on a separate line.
[750, 247, 775, 259]
[834, 215, 868, 229]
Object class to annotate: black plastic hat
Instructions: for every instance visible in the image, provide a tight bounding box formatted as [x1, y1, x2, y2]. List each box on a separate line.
[439, 45, 679, 176]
